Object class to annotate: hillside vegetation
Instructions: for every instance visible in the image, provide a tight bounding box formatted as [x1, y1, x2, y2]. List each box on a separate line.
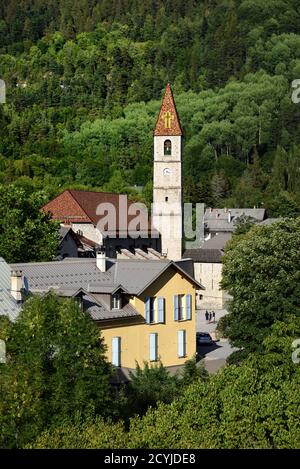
[0, 0, 300, 214]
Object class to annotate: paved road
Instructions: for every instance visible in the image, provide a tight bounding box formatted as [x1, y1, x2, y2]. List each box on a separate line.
[196, 309, 238, 373]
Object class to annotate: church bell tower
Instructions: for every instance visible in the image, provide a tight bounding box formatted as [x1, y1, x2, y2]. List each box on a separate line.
[152, 83, 183, 260]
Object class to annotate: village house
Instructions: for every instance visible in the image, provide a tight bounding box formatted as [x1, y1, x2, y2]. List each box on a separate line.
[42, 190, 161, 259]
[58, 226, 97, 259]
[5, 252, 203, 371]
[183, 233, 232, 310]
[204, 207, 267, 239]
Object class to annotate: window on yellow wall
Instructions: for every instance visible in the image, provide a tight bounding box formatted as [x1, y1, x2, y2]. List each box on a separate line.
[149, 333, 158, 361]
[178, 294, 184, 320]
[149, 297, 155, 323]
[112, 337, 121, 367]
[178, 330, 186, 357]
[174, 294, 192, 321]
[145, 297, 165, 324]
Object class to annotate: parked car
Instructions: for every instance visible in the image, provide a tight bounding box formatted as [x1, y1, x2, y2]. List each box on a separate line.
[196, 332, 213, 345]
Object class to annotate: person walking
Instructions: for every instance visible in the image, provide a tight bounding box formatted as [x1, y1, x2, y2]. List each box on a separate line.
[212, 311, 216, 323]
[209, 311, 212, 323]
[205, 310, 209, 322]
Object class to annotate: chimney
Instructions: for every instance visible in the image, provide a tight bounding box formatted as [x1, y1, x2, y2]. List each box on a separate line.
[10, 270, 23, 302]
[228, 210, 231, 223]
[96, 246, 106, 272]
[224, 207, 228, 213]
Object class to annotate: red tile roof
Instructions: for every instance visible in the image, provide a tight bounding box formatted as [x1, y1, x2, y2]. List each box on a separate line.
[154, 83, 183, 136]
[42, 190, 154, 233]
[43, 190, 91, 223]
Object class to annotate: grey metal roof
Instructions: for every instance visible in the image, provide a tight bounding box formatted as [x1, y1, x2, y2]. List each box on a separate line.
[201, 233, 232, 249]
[83, 293, 141, 321]
[113, 259, 204, 294]
[10, 257, 204, 297]
[112, 259, 171, 294]
[10, 258, 115, 293]
[0, 257, 21, 321]
[183, 249, 223, 263]
[258, 218, 282, 226]
[204, 208, 266, 232]
[59, 226, 71, 244]
[183, 234, 231, 264]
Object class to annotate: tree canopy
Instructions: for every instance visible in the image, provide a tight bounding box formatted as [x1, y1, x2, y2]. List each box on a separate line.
[221, 217, 300, 354]
[0, 294, 113, 448]
[0, 184, 59, 262]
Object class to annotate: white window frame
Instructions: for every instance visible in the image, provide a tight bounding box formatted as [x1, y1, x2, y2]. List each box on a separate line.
[112, 293, 122, 310]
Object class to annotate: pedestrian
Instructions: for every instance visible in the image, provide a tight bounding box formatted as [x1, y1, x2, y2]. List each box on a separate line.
[212, 311, 216, 323]
[209, 311, 212, 322]
[205, 310, 209, 322]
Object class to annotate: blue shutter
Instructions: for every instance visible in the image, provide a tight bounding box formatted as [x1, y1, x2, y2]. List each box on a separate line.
[145, 297, 150, 324]
[149, 333, 158, 361]
[173, 295, 179, 321]
[112, 337, 121, 366]
[178, 330, 186, 358]
[158, 297, 165, 323]
[186, 294, 192, 320]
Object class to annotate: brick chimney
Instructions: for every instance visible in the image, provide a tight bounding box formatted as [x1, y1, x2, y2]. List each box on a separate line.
[10, 270, 23, 302]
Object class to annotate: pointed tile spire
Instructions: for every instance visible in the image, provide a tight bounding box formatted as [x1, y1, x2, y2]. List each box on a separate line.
[154, 83, 183, 136]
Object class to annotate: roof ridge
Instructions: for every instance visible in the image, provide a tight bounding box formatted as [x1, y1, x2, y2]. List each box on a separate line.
[42, 189, 93, 223]
[67, 191, 95, 224]
[41, 189, 70, 209]
[69, 189, 128, 196]
[10, 258, 95, 267]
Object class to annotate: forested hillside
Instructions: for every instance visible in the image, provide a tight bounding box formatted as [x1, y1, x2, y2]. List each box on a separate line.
[1, 0, 300, 214]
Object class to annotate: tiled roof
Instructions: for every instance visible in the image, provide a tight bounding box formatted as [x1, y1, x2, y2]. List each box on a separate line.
[42, 190, 153, 233]
[43, 190, 91, 224]
[154, 83, 183, 136]
[0, 257, 21, 321]
[77, 234, 97, 248]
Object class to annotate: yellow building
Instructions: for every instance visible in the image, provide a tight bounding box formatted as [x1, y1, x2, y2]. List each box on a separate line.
[99, 263, 202, 369]
[11, 254, 204, 371]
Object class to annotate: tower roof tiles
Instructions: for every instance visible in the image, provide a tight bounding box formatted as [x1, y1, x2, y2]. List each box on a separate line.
[154, 83, 183, 136]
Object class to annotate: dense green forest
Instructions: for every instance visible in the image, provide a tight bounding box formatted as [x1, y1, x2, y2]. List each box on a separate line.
[1, 0, 300, 214]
